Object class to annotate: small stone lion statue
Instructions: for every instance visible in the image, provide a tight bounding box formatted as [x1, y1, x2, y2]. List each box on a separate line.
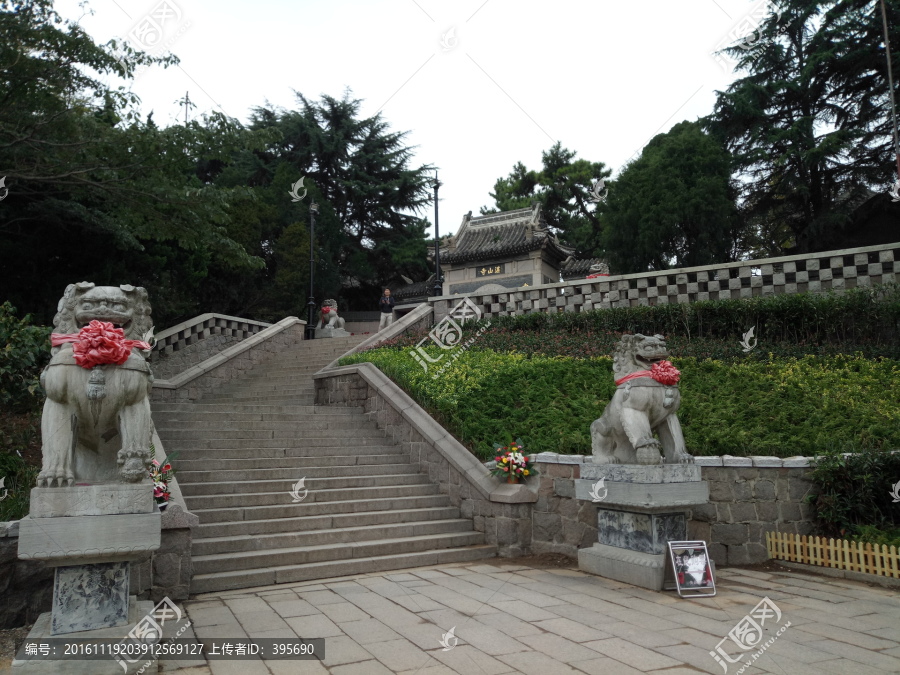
[38, 282, 155, 487]
[590, 333, 693, 466]
[315, 299, 345, 330]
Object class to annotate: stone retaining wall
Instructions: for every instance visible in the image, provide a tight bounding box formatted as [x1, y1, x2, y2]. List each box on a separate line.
[529, 454, 816, 566]
[151, 334, 242, 379]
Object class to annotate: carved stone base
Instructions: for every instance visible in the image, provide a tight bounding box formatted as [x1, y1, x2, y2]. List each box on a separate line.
[52, 561, 130, 634]
[18, 511, 161, 565]
[12, 597, 158, 674]
[29, 482, 155, 518]
[315, 326, 350, 338]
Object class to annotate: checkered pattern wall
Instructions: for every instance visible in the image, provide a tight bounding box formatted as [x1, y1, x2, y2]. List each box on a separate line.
[432, 244, 900, 320]
[152, 314, 271, 357]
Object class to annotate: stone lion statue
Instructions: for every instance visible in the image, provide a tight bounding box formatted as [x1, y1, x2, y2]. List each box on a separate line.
[315, 299, 345, 329]
[590, 334, 693, 466]
[38, 283, 155, 487]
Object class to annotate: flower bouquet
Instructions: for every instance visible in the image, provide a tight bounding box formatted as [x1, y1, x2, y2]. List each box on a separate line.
[149, 449, 177, 510]
[490, 439, 538, 484]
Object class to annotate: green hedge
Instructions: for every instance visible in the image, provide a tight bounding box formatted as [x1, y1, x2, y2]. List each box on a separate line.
[0, 301, 51, 413]
[340, 348, 900, 460]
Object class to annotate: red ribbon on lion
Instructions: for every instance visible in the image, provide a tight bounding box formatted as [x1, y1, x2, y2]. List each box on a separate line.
[51, 320, 152, 369]
[615, 360, 681, 387]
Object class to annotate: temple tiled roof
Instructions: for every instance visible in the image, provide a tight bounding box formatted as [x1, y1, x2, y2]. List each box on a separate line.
[440, 205, 575, 264]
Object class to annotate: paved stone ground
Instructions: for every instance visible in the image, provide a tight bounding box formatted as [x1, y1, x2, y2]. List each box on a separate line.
[162, 560, 900, 675]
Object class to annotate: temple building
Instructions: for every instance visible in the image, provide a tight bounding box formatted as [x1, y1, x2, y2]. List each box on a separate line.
[434, 204, 606, 296]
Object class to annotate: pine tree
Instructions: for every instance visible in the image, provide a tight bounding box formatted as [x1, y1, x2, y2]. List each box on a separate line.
[706, 0, 900, 254]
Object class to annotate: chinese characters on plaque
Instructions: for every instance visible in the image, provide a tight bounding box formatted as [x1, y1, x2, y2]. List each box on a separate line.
[477, 264, 505, 277]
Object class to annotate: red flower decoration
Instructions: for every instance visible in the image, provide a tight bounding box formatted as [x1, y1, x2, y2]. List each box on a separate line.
[651, 360, 680, 385]
[52, 320, 151, 369]
[321, 306, 332, 313]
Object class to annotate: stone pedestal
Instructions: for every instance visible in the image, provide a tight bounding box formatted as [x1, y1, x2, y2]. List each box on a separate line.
[15, 482, 161, 672]
[315, 325, 351, 338]
[575, 463, 708, 590]
[12, 596, 158, 675]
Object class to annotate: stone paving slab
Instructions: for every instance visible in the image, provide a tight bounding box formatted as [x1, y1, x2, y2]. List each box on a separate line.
[169, 559, 900, 674]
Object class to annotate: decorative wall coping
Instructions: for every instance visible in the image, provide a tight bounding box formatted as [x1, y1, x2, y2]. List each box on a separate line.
[431, 241, 900, 301]
[153, 313, 271, 352]
[530, 450, 898, 468]
[152, 317, 305, 390]
[313, 363, 537, 504]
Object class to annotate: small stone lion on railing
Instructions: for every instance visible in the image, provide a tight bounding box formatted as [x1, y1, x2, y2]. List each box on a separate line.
[590, 333, 693, 466]
[39, 282, 155, 487]
[315, 299, 346, 330]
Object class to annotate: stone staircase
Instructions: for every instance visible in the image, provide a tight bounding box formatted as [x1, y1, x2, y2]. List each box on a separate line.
[152, 336, 496, 593]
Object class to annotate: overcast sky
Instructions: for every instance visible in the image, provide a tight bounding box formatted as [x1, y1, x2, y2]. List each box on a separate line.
[56, 0, 762, 238]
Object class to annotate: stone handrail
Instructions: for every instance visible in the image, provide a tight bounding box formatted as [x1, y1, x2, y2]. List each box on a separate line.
[321, 302, 433, 371]
[430, 241, 900, 320]
[152, 313, 272, 357]
[313, 362, 535, 505]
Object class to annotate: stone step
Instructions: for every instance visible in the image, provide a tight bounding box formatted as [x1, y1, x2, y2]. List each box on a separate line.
[191, 493, 452, 524]
[180, 473, 431, 496]
[178, 463, 421, 482]
[153, 416, 367, 428]
[183, 483, 440, 510]
[154, 426, 382, 440]
[151, 405, 363, 415]
[160, 437, 394, 451]
[175, 454, 411, 471]
[191, 531, 488, 575]
[198, 396, 316, 405]
[158, 445, 405, 459]
[194, 505, 461, 539]
[192, 518, 476, 556]
[190, 545, 498, 593]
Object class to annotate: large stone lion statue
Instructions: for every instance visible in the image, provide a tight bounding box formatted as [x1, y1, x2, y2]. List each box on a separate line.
[38, 283, 154, 487]
[590, 334, 693, 466]
[315, 299, 345, 329]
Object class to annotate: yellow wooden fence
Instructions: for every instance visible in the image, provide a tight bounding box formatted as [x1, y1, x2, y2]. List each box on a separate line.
[766, 532, 900, 579]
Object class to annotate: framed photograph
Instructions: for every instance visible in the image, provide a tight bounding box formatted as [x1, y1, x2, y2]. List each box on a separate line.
[666, 540, 717, 598]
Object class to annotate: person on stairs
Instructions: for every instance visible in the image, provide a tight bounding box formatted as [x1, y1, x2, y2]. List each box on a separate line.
[378, 288, 395, 330]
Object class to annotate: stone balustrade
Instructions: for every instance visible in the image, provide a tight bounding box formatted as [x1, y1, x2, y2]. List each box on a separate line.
[151, 313, 272, 378]
[431, 242, 900, 320]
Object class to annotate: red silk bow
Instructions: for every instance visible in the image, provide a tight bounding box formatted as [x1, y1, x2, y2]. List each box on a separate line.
[615, 360, 681, 386]
[51, 320, 151, 369]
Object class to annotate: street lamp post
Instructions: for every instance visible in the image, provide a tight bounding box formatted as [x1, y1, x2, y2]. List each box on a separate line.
[305, 202, 319, 340]
[432, 173, 442, 297]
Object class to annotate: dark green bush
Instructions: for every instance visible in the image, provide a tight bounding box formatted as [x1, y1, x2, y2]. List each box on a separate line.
[804, 448, 900, 540]
[0, 451, 39, 521]
[0, 302, 51, 413]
